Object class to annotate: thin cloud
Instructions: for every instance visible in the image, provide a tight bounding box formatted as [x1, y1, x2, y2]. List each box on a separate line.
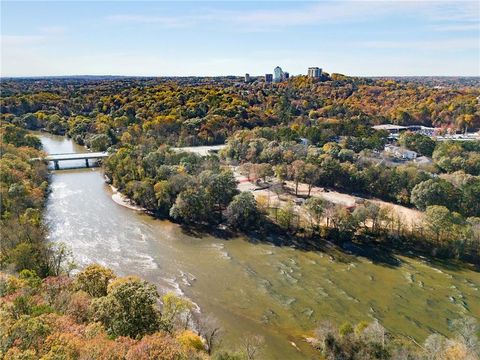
[106, 14, 208, 28]
[39, 26, 67, 35]
[1, 35, 45, 46]
[360, 38, 479, 51]
[106, 1, 479, 32]
[432, 23, 480, 32]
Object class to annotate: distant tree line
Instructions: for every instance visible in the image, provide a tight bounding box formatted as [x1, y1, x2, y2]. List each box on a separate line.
[1, 75, 479, 153]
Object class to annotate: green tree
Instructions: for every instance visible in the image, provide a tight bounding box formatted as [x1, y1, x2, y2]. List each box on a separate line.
[169, 187, 214, 225]
[304, 197, 326, 233]
[277, 202, 297, 231]
[424, 205, 463, 245]
[411, 179, 460, 211]
[398, 131, 436, 157]
[224, 192, 261, 231]
[91, 276, 161, 338]
[461, 177, 480, 217]
[88, 133, 112, 151]
[160, 292, 194, 333]
[200, 169, 238, 211]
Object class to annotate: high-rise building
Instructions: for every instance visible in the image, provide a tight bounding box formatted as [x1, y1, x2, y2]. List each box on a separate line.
[265, 74, 273, 83]
[273, 66, 283, 82]
[245, 73, 250, 83]
[308, 67, 322, 78]
[284, 72, 290, 80]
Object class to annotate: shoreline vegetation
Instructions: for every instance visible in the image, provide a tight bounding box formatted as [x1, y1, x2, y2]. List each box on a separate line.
[1, 73, 480, 358]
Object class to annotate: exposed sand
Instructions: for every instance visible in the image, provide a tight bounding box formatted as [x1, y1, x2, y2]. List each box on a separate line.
[110, 186, 146, 211]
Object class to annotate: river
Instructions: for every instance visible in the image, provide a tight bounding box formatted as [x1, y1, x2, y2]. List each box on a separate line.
[39, 133, 480, 359]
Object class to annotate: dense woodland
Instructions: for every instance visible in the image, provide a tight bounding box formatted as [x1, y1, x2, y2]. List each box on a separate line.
[0, 123, 59, 277]
[1, 75, 479, 149]
[1, 76, 479, 359]
[0, 266, 215, 359]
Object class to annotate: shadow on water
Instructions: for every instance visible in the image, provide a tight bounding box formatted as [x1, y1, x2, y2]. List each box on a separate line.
[176, 220, 404, 268]
[175, 219, 479, 273]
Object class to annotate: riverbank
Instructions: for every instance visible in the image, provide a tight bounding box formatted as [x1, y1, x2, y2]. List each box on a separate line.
[110, 185, 146, 211]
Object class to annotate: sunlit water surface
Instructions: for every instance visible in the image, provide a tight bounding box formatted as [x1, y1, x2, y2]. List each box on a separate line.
[39, 133, 480, 359]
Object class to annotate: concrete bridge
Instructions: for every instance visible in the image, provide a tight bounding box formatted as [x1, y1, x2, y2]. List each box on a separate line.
[44, 152, 109, 170]
[34, 144, 225, 170]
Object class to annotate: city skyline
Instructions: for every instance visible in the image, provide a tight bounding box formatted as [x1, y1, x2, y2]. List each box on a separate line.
[1, 1, 479, 77]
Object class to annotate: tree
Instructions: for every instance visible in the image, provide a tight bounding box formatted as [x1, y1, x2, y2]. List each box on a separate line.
[411, 179, 460, 211]
[450, 316, 479, 355]
[153, 180, 174, 216]
[398, 131, 436, 157]
[126, 180, 157, 211]
[160, 292, 194, 333]
[339, 322, 354, 338]
[315, 321, 337, 354]
[289, 160, 305, 196]
[361, 319, 387, 348]
[169, 187, 214, 225]
[22, 113, 40, 130]
[238, 163, 254, 181]
[330, 206, 359, 235]
[1, 123, 42, 149]
[91, 277, 161, 338]
[224, 192, 261, 231]
[303, 163, 320, 197]
[75, 264, 116, 297]
[277, 202, 297, 231]
[304, 197, 325, 232]
[125, 332, 184, 360]
[201, 169, 238, 211]
[175, 330, 205, 351]
[88, 133, 112, 151]
[424, 205, 463, 245]
[423, 333, 447, 360]
[252, 163, 273, 183]
[241, 335, 265, 360]
[353, 201, 387, 233]
[9, 242, 40, 272]
[197, 315, 222, 355]
[461, 177, 480, 217]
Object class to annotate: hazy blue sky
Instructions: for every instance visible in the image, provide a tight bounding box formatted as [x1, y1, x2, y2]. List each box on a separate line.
[1, 1, 479, 76]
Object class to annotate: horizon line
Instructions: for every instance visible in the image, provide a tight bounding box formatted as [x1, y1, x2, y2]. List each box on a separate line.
[2, 74, 480, 79]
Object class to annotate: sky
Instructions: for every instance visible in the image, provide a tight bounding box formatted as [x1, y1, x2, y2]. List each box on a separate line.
[1, 0, 479, 77]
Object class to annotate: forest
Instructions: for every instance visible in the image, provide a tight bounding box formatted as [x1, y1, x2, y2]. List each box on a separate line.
[1, 75, 480, 358]
[1, 74, 479, 149]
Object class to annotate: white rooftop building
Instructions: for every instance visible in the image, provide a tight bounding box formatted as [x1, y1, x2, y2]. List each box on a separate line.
[384, 144, 417, 160]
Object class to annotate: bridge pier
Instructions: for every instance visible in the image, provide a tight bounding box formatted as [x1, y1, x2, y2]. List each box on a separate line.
[85, 159, 89, 168]
[54, 160, 60, 170]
